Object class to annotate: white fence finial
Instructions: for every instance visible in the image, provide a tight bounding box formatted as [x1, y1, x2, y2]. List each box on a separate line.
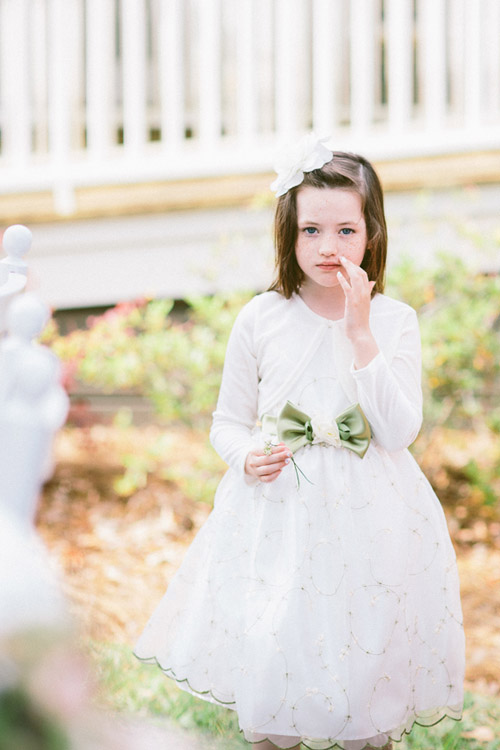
[2, 224, 32, 276]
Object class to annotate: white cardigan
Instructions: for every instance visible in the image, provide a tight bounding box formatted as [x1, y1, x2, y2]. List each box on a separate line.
[210, 291, 423, 475]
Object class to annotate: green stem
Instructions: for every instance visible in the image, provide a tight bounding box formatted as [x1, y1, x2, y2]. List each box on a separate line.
[291, 456, 314, 490]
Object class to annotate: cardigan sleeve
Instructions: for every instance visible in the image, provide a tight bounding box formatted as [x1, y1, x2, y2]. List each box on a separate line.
[209, 301, 259, 476]
[351, 308, 423, 453]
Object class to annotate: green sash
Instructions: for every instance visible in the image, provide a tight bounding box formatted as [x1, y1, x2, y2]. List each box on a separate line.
[262, 401, 371, 458]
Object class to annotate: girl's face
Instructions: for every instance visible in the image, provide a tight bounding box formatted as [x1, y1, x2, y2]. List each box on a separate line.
[295, 186, 368, 291]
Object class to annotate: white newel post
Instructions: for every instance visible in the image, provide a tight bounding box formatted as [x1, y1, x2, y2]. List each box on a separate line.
[0, 294, 68, 526]
[0, 226, 69, 643]
[0, 294, 68, 524]
[0, 224, 69, 526]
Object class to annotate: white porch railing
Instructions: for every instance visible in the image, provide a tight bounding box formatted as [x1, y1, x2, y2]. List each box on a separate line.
[0, 0, 499, 215]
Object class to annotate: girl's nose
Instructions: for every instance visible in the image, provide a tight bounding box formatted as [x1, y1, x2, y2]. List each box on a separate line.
[319, 238, 339, 256]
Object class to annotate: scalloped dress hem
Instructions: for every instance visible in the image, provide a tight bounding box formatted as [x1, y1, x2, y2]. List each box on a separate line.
[133, 652, 462, 750]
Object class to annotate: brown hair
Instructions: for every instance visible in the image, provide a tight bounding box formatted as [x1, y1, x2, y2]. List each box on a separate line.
[269, 152, 387, 298]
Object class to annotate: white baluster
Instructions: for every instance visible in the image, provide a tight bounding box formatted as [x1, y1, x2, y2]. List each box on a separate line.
[86, 0, 115, 156]
[312, 0, 341, 135]
[350, 0, 376, 134]
[275, 0, 303, 137]
[464, 0, 482, 130]
[31, 0, 49, 155]
[160, 0, 185, 146]
[420, 0, 447, 132]
[199, 0, 222, 144]
[236, 0, 257, 140]
[484, 0, 500, 119]
[1, 224, 32, 276]
[122, 0, 147, 154]
[0, 0, 31, 164]
[47, 0, 76, 215]
[386, 0, 413, 133]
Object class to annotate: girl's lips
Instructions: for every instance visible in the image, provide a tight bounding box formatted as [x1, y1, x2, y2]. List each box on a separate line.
[317, 263, 341, 269]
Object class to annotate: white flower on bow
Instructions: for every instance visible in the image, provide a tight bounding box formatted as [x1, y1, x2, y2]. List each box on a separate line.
[310, 415, 341, 448]
[270, 133, 333, 197]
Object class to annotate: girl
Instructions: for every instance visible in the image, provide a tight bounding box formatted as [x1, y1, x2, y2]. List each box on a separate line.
[135, 135, 465, 749]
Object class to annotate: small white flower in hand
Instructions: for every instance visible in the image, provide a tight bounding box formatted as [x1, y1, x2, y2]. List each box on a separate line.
[270, 133, 333, 197]
[310, 415, 341, 448]
[261, 432, 278, 455]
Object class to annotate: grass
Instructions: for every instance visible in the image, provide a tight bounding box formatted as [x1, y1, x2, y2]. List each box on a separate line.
[87, 641, 500, 750]
[88, 641, 248, 747]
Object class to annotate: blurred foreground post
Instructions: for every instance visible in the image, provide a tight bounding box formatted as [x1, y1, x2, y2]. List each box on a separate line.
[0, 224, 208, 750]
[0, 223, 69, 640]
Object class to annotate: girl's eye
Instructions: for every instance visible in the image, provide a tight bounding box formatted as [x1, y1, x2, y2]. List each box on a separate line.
[340, 228, 354, 235]
[303, 227, 318, 235]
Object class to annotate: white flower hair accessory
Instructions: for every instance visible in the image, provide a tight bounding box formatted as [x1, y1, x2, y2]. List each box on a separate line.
[270, 133, 333, 197]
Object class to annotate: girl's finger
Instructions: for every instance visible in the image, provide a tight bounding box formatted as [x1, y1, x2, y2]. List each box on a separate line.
[340, 256, 369, 284]
[259, 463, 285, 479]
[261, 469, 282, 483]
[337, 270, 351, 294]
[260, 458, 290, 473]
[261, 448, 291, 463]
[254, 453, 289, 471]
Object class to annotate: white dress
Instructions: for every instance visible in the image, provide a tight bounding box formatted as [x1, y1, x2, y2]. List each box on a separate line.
[134, 292, 465, 750]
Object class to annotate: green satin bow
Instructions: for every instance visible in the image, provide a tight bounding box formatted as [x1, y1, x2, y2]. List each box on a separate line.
[263, 401, 371, 459]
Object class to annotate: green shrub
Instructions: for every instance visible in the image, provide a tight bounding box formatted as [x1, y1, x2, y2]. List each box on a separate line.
[46, 255, 500, 435]
[387, 255, 500, 429]
[46, 294, 251, 429]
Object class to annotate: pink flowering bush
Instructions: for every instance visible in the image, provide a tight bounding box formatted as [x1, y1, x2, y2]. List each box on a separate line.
[45, 294, 252, 429]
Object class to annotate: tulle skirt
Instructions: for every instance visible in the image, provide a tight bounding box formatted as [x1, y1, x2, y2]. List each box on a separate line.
[135, 443, 464, 749]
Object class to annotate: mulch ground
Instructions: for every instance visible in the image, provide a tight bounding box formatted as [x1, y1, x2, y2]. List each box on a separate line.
[37, 425, 500, 699]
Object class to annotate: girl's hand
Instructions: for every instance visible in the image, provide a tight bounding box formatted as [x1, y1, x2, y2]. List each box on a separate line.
[337, 256, 374, 338]
[244, 442, 292, 483]
[337, 256, 379, 369]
